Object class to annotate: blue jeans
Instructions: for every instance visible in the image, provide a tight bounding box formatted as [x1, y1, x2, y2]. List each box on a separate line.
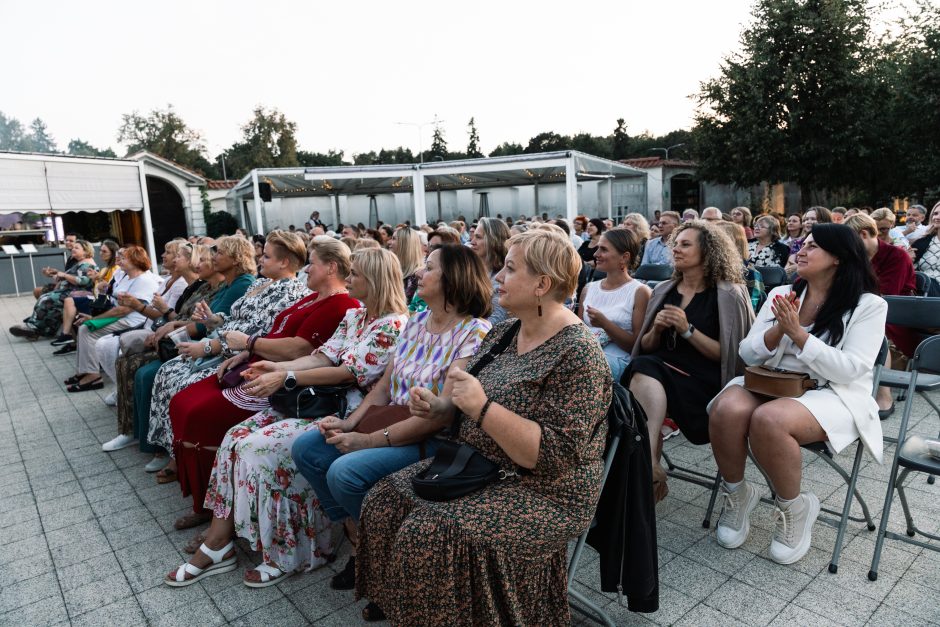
[292, 429, 436, 523]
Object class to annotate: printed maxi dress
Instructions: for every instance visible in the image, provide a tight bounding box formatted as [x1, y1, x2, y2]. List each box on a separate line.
[202, 308, 408, 573]
[356, 321, 612, 626]
[146, 277, 309, 453]
[27, 259, 98, 336]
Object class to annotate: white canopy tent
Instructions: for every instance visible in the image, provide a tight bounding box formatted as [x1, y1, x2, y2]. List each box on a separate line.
[0, 152, 158, 262]
[228, 151, 648, 231]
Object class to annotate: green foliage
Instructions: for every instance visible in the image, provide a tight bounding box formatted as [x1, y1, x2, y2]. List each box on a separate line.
[0, 113, 59, 153]
[205, 210, 239, 238]
[611, 118, 631, 159]
[200, 187, 211, 224]
[466, 118, 482, 158]
[67, 139, 116, 158]
[223, 106, 300, 178]
[117, 105, 217, 176]
[429, 123, 448, 160]
[297, 149, 347, 166]
[488, 141, 525, 157]
[354, 147, 416, 165]
[0, 112, 26, 150]
[24, 118, 57, 153]
[524, 131, 568, 154]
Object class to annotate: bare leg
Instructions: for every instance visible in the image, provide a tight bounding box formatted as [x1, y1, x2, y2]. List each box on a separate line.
[61, 297, 77, 336]
[748, 399, 827, 500]
[708, 385, 764, 483]
[168, 514, 235, 579]
[629, 373, 669, 501]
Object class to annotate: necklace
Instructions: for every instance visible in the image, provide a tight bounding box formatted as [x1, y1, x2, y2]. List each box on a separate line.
[310, 288, 348, 304]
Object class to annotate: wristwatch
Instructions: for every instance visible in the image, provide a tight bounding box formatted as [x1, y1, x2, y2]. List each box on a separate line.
[680, 324, 695, 340]
[203, 341, 213, 355]
[283, 371, 297, 391]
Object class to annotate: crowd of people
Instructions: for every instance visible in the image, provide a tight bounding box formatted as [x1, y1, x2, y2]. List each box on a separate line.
[6, 199, 939, 624]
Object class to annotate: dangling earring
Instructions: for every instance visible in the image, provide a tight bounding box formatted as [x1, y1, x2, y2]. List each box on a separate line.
[537, 292, 543, 317]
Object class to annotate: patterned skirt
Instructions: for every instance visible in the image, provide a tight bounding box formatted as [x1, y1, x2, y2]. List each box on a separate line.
[204, 411, 335, 573]
[356, 462, 586, 626]
[146, 356, 214, 454]
[116, 350, 159, 435]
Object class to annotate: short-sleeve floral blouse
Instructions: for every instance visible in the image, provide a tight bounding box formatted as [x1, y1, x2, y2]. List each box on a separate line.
[387, 310, 491, 405]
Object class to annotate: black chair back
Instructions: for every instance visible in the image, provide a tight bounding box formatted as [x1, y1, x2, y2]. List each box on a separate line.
[883, 295, 940, 330]
[634, 264, 673, 282]
[760, 265, 788, 290]
[911, 335, 940, 375]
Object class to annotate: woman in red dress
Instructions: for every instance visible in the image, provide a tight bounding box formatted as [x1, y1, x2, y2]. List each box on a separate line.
[168, 237, 359, 531]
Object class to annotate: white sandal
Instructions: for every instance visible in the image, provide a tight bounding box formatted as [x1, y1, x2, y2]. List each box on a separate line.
[164, 541, 237, 587]
[243, 562, 291, 588]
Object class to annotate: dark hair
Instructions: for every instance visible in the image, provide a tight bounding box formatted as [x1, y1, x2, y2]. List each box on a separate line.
[601, 228, 642, 271]
[100, 240, 120, 269]
[551, 219, 571, 235]
[791, 224, 877, 346]
[436, 244, 492, 319]
[588, 218, 607, 235]
[65, 231, 84, 239]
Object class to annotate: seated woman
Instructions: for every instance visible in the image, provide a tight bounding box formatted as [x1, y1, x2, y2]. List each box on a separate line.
[292, 244, 492, 592]
[53, 239, 121, 350]
[469, 216, 511, 325]
[164, 247, 408, 588]
[167, 237, 359, 530]
[146, 231, 309, 480]
[10, 239, 98, 340]
[63, 246, 163, 392]
[102, 244, 223, 453]
[912, 202, 940, 284]
[785, 206, 832, 275]
[716, 221, 766, 311]
[747, 215, 790, 269]
[577, 218, 606, 267]
[356, 229, 611, 625]
[780, 213, 803, 246]
[389, 225, 423, 302]
[627, 220, 753, 502]
[577, 228, 651, 382]
[708, 224, 886, 564]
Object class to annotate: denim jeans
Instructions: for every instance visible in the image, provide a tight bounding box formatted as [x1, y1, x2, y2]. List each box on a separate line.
[292, 428, 437, 523]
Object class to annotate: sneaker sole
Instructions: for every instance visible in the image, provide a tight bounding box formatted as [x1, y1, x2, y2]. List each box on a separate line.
[770, 494, 821, 565]
[716, 486, 760, 550]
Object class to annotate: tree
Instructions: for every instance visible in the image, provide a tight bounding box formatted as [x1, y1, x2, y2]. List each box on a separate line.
[524, 131, 568, 153]
[297, 149, 346, 167]
[117, 105, 216, 176]
[222, 106, 300, 178]
[429, 122, 448, 161]
[353, 147, 415, 165]
[466, 117, 482, 158]
[67, 139, 116, 158]
[570, 132, 611, 158]
[611, 118, 631, 159]
[24, 118, 57, 153]
[0, 112, 27, 151]
[694, 0, 876, 204]
[488, 142, 524, 157]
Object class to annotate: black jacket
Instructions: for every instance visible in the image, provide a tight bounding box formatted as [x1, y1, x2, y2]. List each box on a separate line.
[586, 384, 659, 613]
[912, 234, 935, 266]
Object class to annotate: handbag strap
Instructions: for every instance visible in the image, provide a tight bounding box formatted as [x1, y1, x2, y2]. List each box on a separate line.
[435, 445, 477, 479]
[467, 320, 520, 377]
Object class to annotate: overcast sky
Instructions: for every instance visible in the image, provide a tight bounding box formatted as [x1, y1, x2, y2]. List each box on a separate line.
[1, 0, 911, 160]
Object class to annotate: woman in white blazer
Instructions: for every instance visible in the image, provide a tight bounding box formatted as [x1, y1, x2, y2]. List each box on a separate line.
[707, 224, 887, 565]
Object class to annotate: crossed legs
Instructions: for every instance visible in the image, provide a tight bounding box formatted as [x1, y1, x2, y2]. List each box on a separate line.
[629, 373, 669, 501]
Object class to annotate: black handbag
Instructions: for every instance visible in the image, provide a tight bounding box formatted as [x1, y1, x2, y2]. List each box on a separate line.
[411, 320, 521, 501]
[89, 294, 111, 316]
[269, 384, 351, 419]
[157, 337, 179, 362]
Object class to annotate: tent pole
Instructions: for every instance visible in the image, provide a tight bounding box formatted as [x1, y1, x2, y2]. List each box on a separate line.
[251, 170, 264, 236]
[534, 178, 539, 215]
[607, 178, 614, 221]
[565, 156, 578, 222]
[413, 167, 427, 226]
[136, 161, 158, 267]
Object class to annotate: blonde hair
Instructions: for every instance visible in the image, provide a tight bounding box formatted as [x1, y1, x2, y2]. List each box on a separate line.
[193, 244, 213, 268]
[74, 239, 95, 259]
[393, 226, 424, 278]
[310, 235, 352, 278]
[352, 248, 408, 317]
[507, 229, 581, 301]
[354, 238, 381, 250]
[670, 220, 745, 286]
[870, 207, 895, 224]
[623, 213, 651, 241]
[266, 229, 308, 270]
[214, 235, 257, 276]
[732, 206, 753, 227]
[843, 213, 878, 238]
[714, 221, 750, 261]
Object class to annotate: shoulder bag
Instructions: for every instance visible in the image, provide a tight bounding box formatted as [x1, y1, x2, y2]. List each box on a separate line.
[269, 383, 352, 420]
[412, 320, 521, 501]
[743, 365, 818, 398]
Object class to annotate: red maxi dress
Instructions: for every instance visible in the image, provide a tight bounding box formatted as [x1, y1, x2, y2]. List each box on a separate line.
[170, 291, 359, 514]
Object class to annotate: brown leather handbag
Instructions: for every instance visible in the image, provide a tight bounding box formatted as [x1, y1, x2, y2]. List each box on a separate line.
[353, 404, 411, 434]
[743, 366, 818, 398]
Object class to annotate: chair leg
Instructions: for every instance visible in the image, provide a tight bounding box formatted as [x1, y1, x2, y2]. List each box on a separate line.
[869, 457, 903, 581]
[895, 469, 916, 538]
[702, 472, 721, 529]
[567, 532, 589, 589]
[828, 441, 865, 574]
[919, 392, 939, 485]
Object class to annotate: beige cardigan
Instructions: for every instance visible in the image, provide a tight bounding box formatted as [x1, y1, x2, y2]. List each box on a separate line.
[630, 279, 754, 386]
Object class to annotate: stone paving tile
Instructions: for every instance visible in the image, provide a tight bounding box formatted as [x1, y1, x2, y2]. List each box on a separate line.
[882, 577, 940, 623]
[703, 578, 789, 627]
[791, 576, 881, 626]
[0, 594, 69, 627]
[673, 603, 750, 627]
[70, 597, 147, 627]
[0, 571, 60, 613]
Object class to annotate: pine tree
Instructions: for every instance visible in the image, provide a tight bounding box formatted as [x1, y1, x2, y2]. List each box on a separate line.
[466, 117, 482, 158]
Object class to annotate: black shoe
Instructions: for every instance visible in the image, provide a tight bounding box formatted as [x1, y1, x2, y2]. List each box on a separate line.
[53, 344, 77, 356]
[51, 333, 74, 346]
[9, 324, 39, 340]
[878, 403, 896, 420]
[330, 555, 355, 590]
[362, 602, 386, 622]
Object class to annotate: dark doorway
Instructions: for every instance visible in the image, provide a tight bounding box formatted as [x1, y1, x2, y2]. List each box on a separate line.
[670, 174, 700, 213]
[146, 176, 188, 251]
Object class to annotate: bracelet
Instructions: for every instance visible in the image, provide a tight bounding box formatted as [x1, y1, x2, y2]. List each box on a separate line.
[247, 334, 259, 355]
[477, 399, 493, 427]
[383, 427, 392, 447]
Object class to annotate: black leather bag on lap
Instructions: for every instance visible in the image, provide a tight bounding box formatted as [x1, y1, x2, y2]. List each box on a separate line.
[269, 384, 351, 419]
[411, 439, 502, 501]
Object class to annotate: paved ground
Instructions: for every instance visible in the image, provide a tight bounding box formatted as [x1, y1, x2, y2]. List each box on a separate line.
[0, 294, 938, 626]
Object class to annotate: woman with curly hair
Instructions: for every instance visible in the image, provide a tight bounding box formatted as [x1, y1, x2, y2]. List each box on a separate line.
[626, 220, 754, 502]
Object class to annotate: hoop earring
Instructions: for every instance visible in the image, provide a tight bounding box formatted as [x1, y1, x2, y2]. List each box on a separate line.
[537, 293, 543, 317]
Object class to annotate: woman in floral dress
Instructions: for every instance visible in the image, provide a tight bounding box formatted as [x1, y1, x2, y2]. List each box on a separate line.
[356, 229, 612, 625]
[164, 247, 409, 588]
[146, 231, 309, 481]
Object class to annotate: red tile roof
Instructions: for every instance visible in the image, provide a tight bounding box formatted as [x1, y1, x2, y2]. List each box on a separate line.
[621, 157, 697, 169]
[207, 180, 239, 190]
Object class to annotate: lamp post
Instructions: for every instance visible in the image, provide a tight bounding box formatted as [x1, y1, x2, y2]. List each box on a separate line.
[396, 119, 435, 163]
[649, 143, 686, 160]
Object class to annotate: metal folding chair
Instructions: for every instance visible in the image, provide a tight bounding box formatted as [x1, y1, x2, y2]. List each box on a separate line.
[634, 264, 673, 290]
[758, 265, 788, 291]
[661, 448, 722, 528]
[869, 335, 940, 581]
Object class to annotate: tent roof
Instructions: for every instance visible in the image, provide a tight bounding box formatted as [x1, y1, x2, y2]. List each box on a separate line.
[231, 151, 646, 199]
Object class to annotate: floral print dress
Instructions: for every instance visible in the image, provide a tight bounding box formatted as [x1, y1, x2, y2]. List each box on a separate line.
[203, 308, 407, 573]
[146, 277, 309, 453]
[27, 259, 97, 336]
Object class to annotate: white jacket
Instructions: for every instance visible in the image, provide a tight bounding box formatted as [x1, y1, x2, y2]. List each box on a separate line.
[739, 286, 888, 462]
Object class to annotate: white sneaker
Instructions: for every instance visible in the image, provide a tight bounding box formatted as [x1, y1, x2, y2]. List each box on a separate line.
[101, 433, 137, 452]
[715, 481, 760, 549]
[103, 391, 117, 406]
[769, 492, 821, 564]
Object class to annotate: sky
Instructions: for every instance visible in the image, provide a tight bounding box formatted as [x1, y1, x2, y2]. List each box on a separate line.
[0, 0, 913, 161]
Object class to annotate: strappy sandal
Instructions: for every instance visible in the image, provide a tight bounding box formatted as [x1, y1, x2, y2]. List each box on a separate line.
[156, 468, 178, 484]
[243, 563, 292, 588]
[67, 379, 103, 393]
[362, 602, 386, 622]
[164, 541, 236, 587]
[64, 374, 83, 385]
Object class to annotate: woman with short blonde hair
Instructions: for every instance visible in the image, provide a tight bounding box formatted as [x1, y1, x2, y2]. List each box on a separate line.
[392, 226, 424, 302]
[215, 235, 257, 277]
[623, 213, 651, 243]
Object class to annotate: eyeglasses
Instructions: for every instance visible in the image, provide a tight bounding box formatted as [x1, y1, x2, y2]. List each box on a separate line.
[210, 245, 219, 254]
